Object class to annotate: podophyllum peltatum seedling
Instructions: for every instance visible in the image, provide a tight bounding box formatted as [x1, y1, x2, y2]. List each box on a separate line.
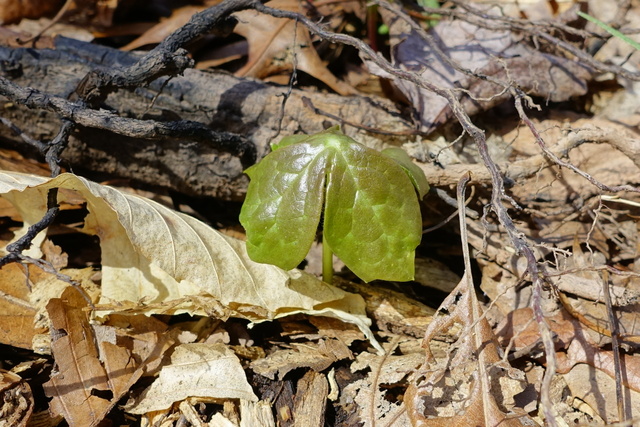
[239, 126, 429, 283]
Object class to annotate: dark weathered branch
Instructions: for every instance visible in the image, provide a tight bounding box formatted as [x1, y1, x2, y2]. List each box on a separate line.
[0, 75, 255, 163]
[0, 117, 46, 151]
[75, 0, 256, 104]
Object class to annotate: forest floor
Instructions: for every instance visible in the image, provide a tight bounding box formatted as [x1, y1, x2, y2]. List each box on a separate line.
[1, 0, 640, 426]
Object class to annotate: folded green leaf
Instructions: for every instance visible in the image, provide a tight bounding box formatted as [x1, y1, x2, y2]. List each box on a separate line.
[381, 147, 430, 199]
[240, 127, 426, 282]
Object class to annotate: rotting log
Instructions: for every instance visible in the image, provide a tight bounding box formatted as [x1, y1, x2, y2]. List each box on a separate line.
[0, 36, 417, 200]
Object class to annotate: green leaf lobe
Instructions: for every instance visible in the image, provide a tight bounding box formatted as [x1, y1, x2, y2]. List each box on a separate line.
[240, 128, 426, 282]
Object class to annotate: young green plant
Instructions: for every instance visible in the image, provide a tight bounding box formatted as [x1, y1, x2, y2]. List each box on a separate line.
[239, 126, 428, 284]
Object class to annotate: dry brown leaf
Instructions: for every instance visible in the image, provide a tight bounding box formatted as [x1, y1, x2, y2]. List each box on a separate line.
[7, 16, 94, 42]
[557, 339, 640, 393]
[479, 259, 534, 321]
[0, 148, 51, 177]
[40, 287, 168, 426]
[0, 369, 33, 426]
[562, 363, 640, 423]
[232, 0, 357, 95]
[366, 7, 591, 133]
[127, 343, 257, 414]
[497, 305, 640, 419]
[560, 293, 640, 342]
[43, 287, 142, 427]
[27, 267, 99, 354]
[405, 272, 530, 426]
[0, 171, 378, 351]
[41, 239, 68, 270]
[54, 0, 118, 28]
[406, 182, 531, 426]
[3, 0, 114, 42]
[251, 338, 352, 380]
[0, 0, 64, 24]
[0, 263, 38, 350]
[336, 278, 436, 338]
[338, 345, 423, 426]
[308, 316, 365, 345]
[102, 313, 171, 376]
[0, 195, 19, 221]
[496, 308, 578, 355]
[122, 6, 205, 51]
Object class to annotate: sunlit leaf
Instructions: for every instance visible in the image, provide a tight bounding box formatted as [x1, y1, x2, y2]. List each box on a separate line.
[240, 127, 425, 282]
[381, 147, 430, 199]
[240, 142, 329, 271]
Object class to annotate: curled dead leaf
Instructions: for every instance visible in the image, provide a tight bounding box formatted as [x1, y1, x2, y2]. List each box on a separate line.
[233, 0, 357, 95]
[0, 171, 378, 351]
[0, 369, 33, 427]
[43, 287, 147, 427]
[127, 343, 257, 414]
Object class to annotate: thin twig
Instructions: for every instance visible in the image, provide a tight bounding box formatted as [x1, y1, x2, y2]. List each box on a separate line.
[514, 95, 640, 194]
[0, 117, 47, 151]
[301, 96, 422, 136]
[17, 0, 74, 44]
[602, 270, 626, 422]
[424, 186, 478, 234]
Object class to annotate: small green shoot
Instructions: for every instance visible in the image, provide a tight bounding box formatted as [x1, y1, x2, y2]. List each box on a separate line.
[239, 126, 428, 283]
[418, 0, 441, 28]
[578, 11, 640, 51]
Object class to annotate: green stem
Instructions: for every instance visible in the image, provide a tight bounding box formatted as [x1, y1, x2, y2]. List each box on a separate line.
[322, 233, 333, 284]
[578, 11, 640, 51]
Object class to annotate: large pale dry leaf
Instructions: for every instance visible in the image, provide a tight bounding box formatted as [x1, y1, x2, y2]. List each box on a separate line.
[0, 171, 377, 349]
[127, 343, 257, 414]
[233, 0, 357, 95]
